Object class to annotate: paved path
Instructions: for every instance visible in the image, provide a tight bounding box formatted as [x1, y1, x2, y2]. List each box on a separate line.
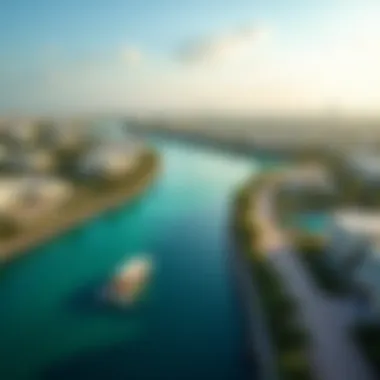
[233, 243, 279, 380]
[252, 187, 375, 380]
[269, 248, 374, 380]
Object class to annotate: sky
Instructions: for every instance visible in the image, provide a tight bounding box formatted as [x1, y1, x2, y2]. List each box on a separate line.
[0, 0, 380, 116]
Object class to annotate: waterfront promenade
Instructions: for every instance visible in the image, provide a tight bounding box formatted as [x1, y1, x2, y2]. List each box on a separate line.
[232, 236, 279, 380]
[252, 182, 375, 380]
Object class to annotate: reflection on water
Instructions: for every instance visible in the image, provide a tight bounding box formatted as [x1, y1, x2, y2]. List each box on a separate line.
[67, 276, 153, 318]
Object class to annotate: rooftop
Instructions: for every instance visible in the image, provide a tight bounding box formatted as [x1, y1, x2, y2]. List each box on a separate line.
[280, 164, 334, 191]
[331, 210, 380, 236]
[345, 152, 380, 179]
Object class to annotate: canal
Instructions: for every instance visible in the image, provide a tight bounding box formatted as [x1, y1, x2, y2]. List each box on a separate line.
[0, 137, 270, 380]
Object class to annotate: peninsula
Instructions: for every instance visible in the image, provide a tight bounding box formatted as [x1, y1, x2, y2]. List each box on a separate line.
[0, 119, 160, 263]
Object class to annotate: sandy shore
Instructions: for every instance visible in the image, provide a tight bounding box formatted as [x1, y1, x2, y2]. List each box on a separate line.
[0, 150, 160, 263]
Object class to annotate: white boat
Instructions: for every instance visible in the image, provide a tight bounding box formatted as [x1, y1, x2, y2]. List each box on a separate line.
[103, 255, 153, 306]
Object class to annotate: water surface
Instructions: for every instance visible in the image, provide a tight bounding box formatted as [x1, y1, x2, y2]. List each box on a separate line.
[0, 138, 271, 380]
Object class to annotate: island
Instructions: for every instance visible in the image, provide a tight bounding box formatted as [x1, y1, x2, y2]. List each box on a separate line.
[0, 119, 160, 263]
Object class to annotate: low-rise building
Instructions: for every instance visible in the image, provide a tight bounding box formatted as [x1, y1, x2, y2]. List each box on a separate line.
[341, 152, 380, 186]
[337, 151, 380, 206]
[37, 121, 85, 150]
[3, 150, 56, 174]
[276, 165, 337, 212]
[326, 210, 380, 321]
[0, 176, 73, 227]
[77, 141, 142, 181]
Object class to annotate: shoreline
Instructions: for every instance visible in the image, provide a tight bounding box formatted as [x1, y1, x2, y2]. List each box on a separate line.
[0, 149, 160, 264]
[232, 173, 313, 380]
[230, 188, 280, 380]
[228, 234, 279, 380]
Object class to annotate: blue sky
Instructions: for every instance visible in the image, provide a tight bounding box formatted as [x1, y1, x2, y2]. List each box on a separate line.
[1, 0, 379, 115]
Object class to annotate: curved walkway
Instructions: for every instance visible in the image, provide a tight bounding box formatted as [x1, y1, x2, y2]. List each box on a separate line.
[252, 185, 375, 380]
[233, 243, 279, 380]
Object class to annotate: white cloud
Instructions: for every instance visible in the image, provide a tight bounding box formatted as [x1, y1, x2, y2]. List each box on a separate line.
[121, 47, 143, 66]
[177, 26, 270, 65]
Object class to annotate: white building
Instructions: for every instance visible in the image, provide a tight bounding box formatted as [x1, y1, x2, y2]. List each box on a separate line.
[327, 210, 380, 320]
[78, 141, 142, 180]
[0, 177, 73, 225]
[343, 152, 380, 186]
[280, 165, 335, 193]
[38, 121, 84, 150]
[4, 150, 56, 174]
[276, 165, 337, 211]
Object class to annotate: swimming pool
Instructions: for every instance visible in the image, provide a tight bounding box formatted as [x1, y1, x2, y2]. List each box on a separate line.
[287, 212, 330, 234]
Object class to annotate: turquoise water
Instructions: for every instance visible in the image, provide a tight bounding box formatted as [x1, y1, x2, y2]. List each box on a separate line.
[0, 138, 269, 380]
[289, 212, 330, 234]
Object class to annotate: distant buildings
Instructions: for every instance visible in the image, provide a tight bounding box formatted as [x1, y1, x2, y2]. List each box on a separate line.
[0, 119, 88, 151]
[77, 141, 142, 181]
[0, 118, 146, 233]
[0, 118, 145, 180]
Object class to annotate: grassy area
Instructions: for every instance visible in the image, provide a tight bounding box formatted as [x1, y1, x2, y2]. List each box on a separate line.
[352, 323, 380, 375]
[294, 234, 350, 296]
[233, 176, 312, 380]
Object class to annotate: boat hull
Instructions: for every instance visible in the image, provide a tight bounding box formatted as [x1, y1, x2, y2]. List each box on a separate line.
[102, 256, 152, 306]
